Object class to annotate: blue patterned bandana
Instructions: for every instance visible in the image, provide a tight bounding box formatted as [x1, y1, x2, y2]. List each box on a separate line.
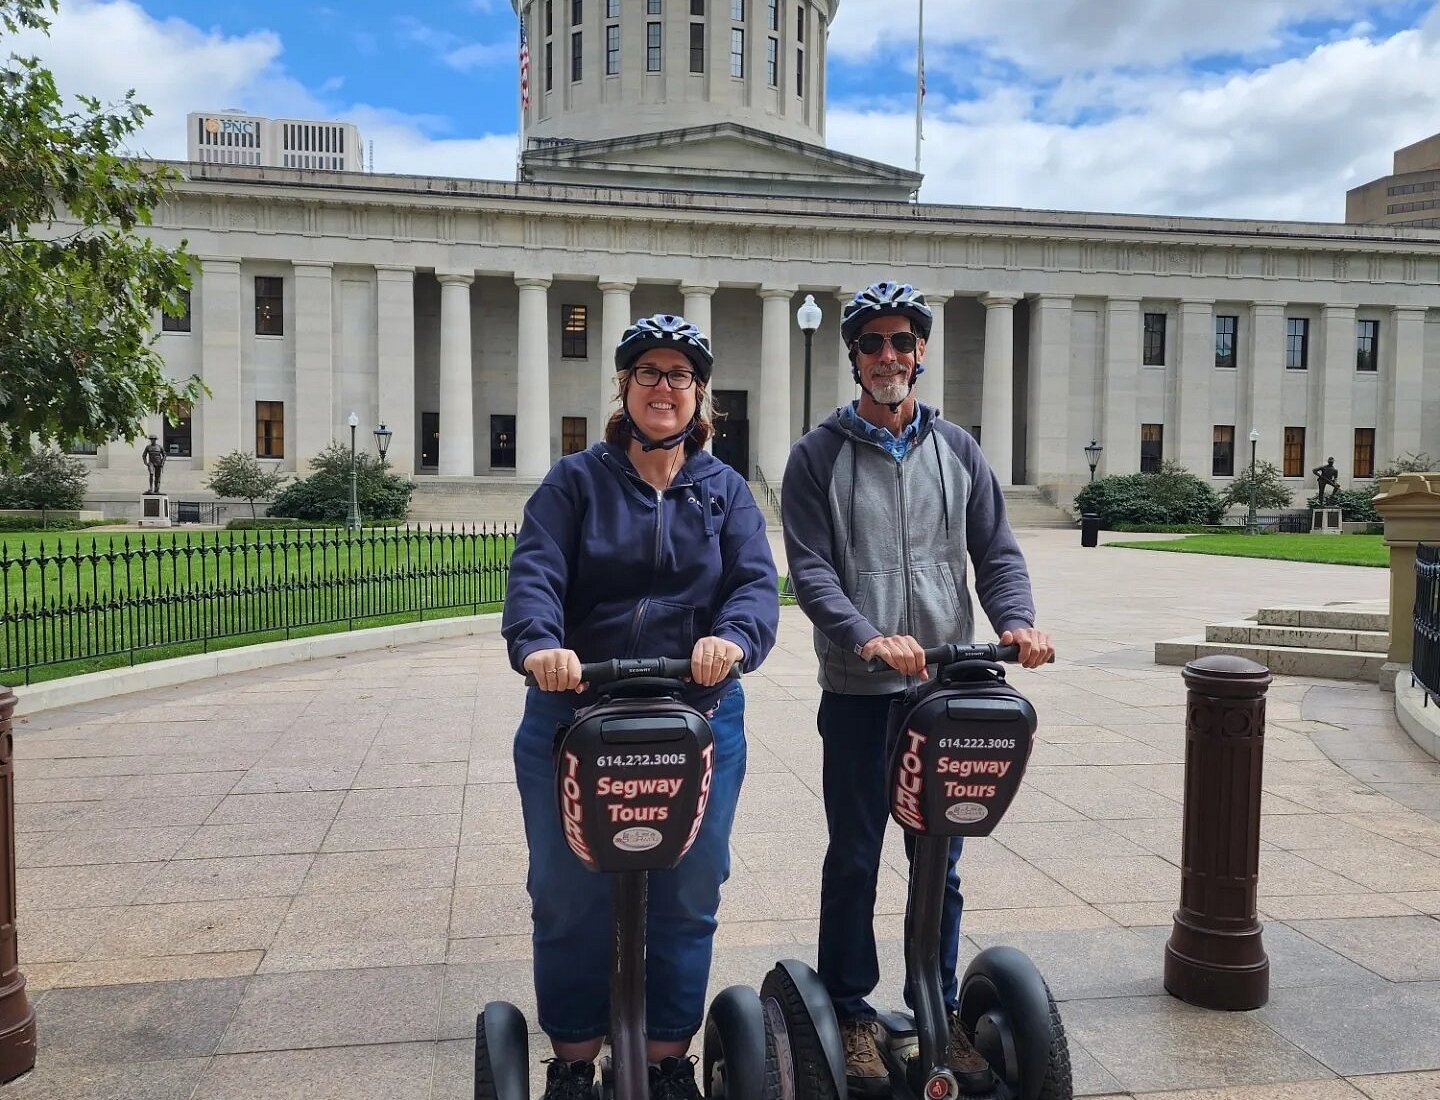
[842, 402, 920, 463]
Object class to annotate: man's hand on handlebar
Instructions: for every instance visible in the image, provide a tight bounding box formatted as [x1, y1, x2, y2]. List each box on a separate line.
[859, 634, 929, 680]
[523, 648, 586, 693]
[691, 636, 744, 687]
[1001, 627, 1055, 669]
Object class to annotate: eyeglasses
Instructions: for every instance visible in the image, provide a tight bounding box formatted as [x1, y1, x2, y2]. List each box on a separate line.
[852, 331, 919, 356]
[632, 366, 697, 390]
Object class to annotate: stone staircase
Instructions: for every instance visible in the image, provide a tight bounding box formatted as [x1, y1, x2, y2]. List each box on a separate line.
[1001, 485, 1075, 529]
[1155, 602, 1390, 681]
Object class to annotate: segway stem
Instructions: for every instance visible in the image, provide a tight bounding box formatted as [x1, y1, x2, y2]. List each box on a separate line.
[905, 834, 952, 1082]
[613, 869, 650, 1100]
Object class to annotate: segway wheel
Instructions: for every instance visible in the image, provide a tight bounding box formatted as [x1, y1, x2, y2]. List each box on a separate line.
[759, 962, 844, 1100]
[957, 947, 1072, 1100]
[476, 1001, 532, 1100]
[704, 985, 778, 1100]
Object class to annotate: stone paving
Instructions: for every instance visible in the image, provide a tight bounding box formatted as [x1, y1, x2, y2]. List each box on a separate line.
[8, 529, 1440, 1099]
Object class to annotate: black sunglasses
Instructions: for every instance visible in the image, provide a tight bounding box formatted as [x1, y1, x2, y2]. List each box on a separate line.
[632, 366, 697, 390]
[852, 331, 919, 355]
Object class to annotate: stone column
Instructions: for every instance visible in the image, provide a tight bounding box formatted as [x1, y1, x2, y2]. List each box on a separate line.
[1174, 299, 1215, 475]
[516, 276, 553, 480]
[437, 273, 475, 477]
[916, 292, 949, 419]
[680, 282, 717, 343]
[758, 285, 796, 483]
[199, 258, 243, 467]
[1247, 302, 1285, 471]
[1374, 473, 1440, 683]
[1384, 307, 1427, 465]
[599, 279, 635, 437]
[0, 689, 34, 1083]
[980, 295, 1018, 484]
[1101, 298, 1140, 476]
[292, 262, 334, 467]
[835, 291, 856, 413]
[376, 266, 416, 475]
[1317, 304, 1357, 485]
[1025, 294, 1073, 487]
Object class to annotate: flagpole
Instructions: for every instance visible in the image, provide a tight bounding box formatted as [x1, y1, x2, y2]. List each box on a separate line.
[517, 13, 526, 180]
[914, 0, 924, 174]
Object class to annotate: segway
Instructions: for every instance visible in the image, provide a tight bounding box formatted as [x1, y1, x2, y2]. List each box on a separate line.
[762, 642, 1072, 1100]
[474, 657, 770, 1100]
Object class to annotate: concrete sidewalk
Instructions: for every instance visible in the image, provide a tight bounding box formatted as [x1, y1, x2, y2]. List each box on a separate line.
[8, 529, 1440, 1099]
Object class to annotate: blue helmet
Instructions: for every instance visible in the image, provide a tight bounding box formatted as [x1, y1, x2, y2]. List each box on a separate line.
[615, 314, 714, 383]
[840, 282, 933, 345]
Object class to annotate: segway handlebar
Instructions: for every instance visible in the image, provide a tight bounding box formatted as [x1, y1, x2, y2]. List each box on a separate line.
[525, 657, 742, 687]
[865, 641, 1054, 673]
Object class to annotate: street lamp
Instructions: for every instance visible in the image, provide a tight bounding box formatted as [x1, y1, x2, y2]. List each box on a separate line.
[346, 411, 361, 532]
[1246, 427, 1260, 535]
[374, 421, 393, 467]
[796, 293, 823, 434]
[1083, 439, 1103, 482]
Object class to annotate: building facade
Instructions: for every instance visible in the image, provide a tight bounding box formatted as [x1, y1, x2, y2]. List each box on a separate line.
[187, 111, 365, 172]
[1348, 132, 1440, 230]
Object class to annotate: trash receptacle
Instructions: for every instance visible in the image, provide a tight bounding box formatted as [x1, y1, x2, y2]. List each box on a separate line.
[1080, 513, 1100, 548]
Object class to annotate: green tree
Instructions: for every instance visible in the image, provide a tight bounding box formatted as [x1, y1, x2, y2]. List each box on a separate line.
[1073, 462, 1224, 528]
[205, 451, 288, 519]
[0, 447, 87, 509]
[1218, 460, 1292, 512]
[268, 441, 413, 523]
[0, 0, 204, 460]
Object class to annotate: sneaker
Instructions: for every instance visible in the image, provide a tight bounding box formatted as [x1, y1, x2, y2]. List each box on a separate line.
[945, 1012, 995, 1096]
[840, 1017, 890, 1097]
[648, 1056, 702, 1100]
[542, 1058, 596, 1100]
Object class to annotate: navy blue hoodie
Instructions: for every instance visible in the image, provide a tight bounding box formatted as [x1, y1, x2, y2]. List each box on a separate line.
[502, 442, 780, 711]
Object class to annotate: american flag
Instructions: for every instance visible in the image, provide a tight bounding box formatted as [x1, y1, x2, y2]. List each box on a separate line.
[519, 17, 531, 109]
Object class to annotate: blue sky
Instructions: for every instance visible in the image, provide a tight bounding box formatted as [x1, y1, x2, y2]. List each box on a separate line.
[14, 0, 1440, 219]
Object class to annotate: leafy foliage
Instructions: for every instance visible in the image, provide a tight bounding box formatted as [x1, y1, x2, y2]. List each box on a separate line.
[0, 0, 204, 460]
[0, 447, 88, 509]
[1073, 462, 1224, 527]
[1218, 460, 1292, 512]
[1307, 488, 1379, 523]
[267, 441, 413, 522]
[205, 451, 288, 519]
[1376, 451, 1435, 479]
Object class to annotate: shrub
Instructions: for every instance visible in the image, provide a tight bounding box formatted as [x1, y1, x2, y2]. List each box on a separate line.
[0, 449, 88, 510]
[267, 441, 413, 523]
[1073, 462, 1224, 528]
[1376, 451, 1435, 479]
[205, 451, 287, 519]
[1308, 488, 1379, 523]
[226, 517, 408, 531]
[1218, 460, 1292, 512]
[0, 516, 108, 532]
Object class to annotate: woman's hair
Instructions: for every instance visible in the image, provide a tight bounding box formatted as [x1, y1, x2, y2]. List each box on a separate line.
[604, 369, 715, 454]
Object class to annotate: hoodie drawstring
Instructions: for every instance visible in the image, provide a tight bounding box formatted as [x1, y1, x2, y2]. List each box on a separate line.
[931, 431, 950, 538]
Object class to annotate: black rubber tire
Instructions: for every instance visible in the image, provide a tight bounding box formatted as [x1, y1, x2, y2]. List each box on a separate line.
[958, 947, 1069, 1100]
[704, 985, 778, 1100]
[475, 1001, 531, 1100]
[760, 963, 840, 1100]
[1035, 989, 1072, 1100]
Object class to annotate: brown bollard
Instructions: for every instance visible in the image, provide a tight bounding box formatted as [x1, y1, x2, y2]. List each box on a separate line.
[1163, 654, 1271, 1011]
[0, 688, 35, 1081]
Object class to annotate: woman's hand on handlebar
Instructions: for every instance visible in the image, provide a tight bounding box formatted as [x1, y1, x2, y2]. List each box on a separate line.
[1001, 627, 1055, 669]
[523, 648, 586, 692]
[691, 636, 744, 687]
[859, 634, 929, 679]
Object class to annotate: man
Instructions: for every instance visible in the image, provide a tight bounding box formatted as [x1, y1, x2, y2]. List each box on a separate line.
[781, 281, 1054, 1097]
[1313, 457, 1340, 506]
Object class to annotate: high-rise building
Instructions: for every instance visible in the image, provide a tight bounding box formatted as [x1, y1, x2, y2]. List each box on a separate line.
[187, 111, 365, 172]
[1347, 133, 1440, 229]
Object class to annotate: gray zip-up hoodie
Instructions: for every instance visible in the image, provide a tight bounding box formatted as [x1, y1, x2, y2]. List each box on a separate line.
[781, 402, 1036, 694]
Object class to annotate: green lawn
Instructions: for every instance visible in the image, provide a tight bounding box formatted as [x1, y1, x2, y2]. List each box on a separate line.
[1106, 532, 1387, 568]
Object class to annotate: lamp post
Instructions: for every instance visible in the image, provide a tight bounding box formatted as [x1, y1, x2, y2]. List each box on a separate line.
[346, 411, 361, 532]
[1246, 427, 1260, 535]
[1084, 439, 1103, 482]
[374, 421, 393, 468]
[796, 293, 823, 434]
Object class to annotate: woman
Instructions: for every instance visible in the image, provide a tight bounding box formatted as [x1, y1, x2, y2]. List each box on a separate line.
[502, 313, 779, 1100]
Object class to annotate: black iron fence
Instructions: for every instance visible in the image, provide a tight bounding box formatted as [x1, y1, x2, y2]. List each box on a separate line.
[1414, 543, 1440, 701]
[0, 525, 516, 684]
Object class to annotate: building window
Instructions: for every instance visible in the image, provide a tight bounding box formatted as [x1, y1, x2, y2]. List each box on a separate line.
[491, 415, 517, 470]
[731, 28, 744, 75]
[164, 410, 193, 458]
[1283, 426, 1305, 477]
[607, 0, 619, 15]
[572, 0, 582, 23]
[1356, 319, 1379, 372]
[690, 22, 705, 71]
[545, 42, 554, 90]
[256, 401, 285, 459]
[731, 0, 744, 18]
[796, 3, 804, 40]
[1214, 314, 1237, 369]
[1143, 312, 1166, 366]
[162, 288, 192, 333]
[255, 276, 283, 336]
[1140, 423, 1163, 474]
[606, 23, 620, 73]
[1285, 317, 1309, 370]
[647, 21, 662, 69]
[1354, 428, 1375, 478]
[766, 36, 777, 85]
[561, 304, 589, 358]
[563, 416, 588, 455]
[648, 0, 661, 12]
[691, 0, 704, 13]
[795, 47, 803, 95]
[545, 0, 553, 33]
[67, 438, 98, 456]
[1212, 425, 1235, 477]
[571, 30, 583, 80]
[767, 0, 778, 29]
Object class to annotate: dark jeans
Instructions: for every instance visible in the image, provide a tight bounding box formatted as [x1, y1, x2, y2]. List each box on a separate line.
[817, 690, 965, 1021]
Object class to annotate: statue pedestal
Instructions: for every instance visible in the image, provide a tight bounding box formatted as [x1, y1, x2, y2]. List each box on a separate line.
[139, 493, 171, 528]
[1311, 507, 1342, 534]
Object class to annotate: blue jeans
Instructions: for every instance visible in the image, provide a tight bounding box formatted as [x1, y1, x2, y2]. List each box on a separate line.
[817, 691, 965, 1021]
[513, 684, 747, 1043]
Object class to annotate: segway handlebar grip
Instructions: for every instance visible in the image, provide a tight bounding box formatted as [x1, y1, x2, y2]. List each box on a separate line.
[524, 657, 742, 686]
[864, 642, 1043, 673]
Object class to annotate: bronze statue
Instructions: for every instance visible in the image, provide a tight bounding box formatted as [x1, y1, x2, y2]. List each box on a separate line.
[1313, 457, 1340, 506]
[142, 435, 167, 495]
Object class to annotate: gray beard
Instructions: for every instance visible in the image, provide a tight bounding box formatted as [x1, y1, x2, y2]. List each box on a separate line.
[868, 377, 910, 405]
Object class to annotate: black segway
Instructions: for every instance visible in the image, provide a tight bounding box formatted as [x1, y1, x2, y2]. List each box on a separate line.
[475, 657, 770, 1100]
[762, 642, 1072, 1100]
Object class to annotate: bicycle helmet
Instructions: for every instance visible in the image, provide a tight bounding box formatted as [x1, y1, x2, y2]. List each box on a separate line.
[614, 314, 714, 383]
[840, 282, 933, 345]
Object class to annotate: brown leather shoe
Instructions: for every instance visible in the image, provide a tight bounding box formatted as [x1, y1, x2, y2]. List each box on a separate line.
[946, 1012, 996, 1095]
[840, 1017, 890, 1096]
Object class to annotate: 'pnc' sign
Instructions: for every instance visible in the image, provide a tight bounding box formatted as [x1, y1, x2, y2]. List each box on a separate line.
[203, 118, 258, 137]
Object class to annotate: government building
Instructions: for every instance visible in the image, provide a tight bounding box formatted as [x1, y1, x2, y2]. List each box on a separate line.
[79, 0, 1440, 515]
